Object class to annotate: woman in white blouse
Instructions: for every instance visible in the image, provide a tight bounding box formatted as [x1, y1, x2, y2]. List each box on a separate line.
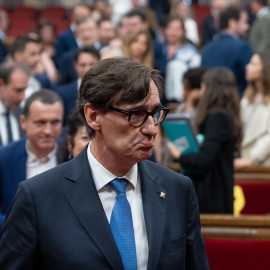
[234, 53, 270, 169]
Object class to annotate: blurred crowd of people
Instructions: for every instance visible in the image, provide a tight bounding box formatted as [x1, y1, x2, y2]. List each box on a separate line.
[0, 0, 270, 221]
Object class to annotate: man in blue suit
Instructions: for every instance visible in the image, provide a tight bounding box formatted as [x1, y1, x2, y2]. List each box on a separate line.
[57, 46, 100, 126]
[58, 15, 101, 85]
[0, 90, 64, 228]
[54, 3, 91, 68]
[0, 58, 209, 269]
[201, 7, 253, 97]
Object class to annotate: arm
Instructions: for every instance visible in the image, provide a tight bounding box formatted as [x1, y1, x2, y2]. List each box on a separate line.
[0, 182, 39, 269]
[178, 112, 233, 171]
[186, 179, 210, 270]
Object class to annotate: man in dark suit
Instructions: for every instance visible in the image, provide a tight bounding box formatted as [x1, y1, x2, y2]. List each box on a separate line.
[201, 7, 253, 97]
[10, 35, 55, 94]
[0, 9, 8, 64]
[57, 46, 100, 126]
[0, 58, 209, 269]
[54, 3, 91, 68]
[0, 90, 64, 228]
[0, 62, 30, 146]
[201, 0, 228, 45]
[58, 16, 101, 85]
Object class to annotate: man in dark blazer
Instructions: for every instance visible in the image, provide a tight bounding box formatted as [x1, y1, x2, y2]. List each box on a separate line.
[57, 46, 100, 125]
[58, 16, 101, 85]
[0, 58, 209, 269]
[54, 3, 91, 68]
[0, 90, 64, 228]
[0, 62, 30, 146]
[201, 7, 253, 97]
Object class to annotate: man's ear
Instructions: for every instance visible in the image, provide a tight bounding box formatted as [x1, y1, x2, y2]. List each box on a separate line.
[20, 115, 27, 131]
[84, 103, 101, 131]
[13, 51, 22, 62]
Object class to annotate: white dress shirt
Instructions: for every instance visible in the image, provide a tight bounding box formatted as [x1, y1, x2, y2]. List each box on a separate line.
[87, 143, 148, 270]
[0, 101, 20, 146]
[26, 141, 58, 179]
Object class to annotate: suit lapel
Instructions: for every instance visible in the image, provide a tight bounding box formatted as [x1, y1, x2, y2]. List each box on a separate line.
[63, 148, 124, 270]
[139, 162, 167, 270]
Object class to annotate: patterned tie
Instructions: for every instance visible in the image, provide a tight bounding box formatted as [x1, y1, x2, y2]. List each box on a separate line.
[5, 112, 12, 143]
[109, 178, 137, 270]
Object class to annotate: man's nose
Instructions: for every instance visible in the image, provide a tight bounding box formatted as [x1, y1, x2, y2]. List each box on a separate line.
[43, 123, 53, 134]
[141, 115, 158, 136]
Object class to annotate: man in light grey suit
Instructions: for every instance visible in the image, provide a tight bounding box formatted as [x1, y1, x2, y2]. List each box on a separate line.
[0, 58, 209, 269]
[0, 62, 30, 146]
[249, 0, 270, 53]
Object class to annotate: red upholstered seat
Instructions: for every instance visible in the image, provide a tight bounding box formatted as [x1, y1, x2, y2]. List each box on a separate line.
[205, 238, 270, 270]
[238, 183, 270, 215]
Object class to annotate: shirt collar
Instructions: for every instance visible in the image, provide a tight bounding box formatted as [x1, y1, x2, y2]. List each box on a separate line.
[0, 100, 7, 114]
[87, 143, 138, 191]
[257, 7, 270, 18]
[26, 140, 57, 163]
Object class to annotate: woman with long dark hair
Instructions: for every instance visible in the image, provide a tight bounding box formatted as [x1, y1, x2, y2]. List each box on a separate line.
[234, 53, 270, 169]
[168, 67, 242, 214]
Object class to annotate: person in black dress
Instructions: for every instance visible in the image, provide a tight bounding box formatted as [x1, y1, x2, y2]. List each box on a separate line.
[168, 67, 242, 214]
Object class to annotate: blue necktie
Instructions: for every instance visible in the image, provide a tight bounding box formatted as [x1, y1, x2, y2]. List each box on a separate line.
[5, 112, 12, 143]
[109, 178, 137, 270]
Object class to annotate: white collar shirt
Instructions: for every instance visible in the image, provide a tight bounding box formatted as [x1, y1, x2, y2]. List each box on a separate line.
[26, 141, 58, 179]
[0, 101, 20, 145]
[87, 143, 148, 270]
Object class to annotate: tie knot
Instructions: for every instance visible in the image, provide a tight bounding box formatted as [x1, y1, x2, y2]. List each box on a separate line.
[109, 178, 127, 195]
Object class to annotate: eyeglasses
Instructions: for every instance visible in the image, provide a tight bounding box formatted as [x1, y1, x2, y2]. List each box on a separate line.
[109, 105, 170, 127]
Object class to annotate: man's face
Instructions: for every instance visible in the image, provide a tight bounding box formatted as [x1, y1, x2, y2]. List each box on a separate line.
[72, 5, 91, 23]
[124, 15, 145, 35]
[237, 11, 249, 37]
[74, 52, 99, 78]
[165, 20, 185, 44]
[98, 21, 116, 45]
[17, 42, 41, 70]
[89, 80, 160, 167]
[20, 100, 63, 156]
[0, 69, 29, 111]
[76, 20, 97, 46]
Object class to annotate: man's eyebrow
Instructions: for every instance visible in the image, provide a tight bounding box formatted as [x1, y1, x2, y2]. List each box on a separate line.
[126, 103, 162, 111]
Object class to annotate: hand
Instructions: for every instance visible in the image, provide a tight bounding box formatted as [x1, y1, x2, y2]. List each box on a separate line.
[234, 158, 253, 171]
[167, 141, 181, 159]
[185, 89, 202, 110]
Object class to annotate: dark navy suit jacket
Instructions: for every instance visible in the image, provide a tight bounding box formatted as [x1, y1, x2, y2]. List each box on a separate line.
[0, 146, 209, 269]
[56, 80, 78, 125]
[0, 39, 6, 64]
[58, 49, 78, 85]
[201, 33, 253, 97]
[55, 27, 78, 69]
[0, 138, 63, 228]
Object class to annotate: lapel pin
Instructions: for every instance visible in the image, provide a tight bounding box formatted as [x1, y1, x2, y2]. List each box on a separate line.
[160, 192, 166, 199]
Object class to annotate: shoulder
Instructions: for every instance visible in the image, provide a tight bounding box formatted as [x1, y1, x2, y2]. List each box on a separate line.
[139, 160, 192, 189]
[207, 111, 232, 123]
[58, 28, 73, 39]
[0, 138, 26, 158]
[25, 160, 72, 191]
[205, 111, 233, 131]
[57, 81, 77, 95]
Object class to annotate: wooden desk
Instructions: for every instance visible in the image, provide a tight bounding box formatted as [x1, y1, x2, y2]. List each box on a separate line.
[200, 214, 270, 240]
[234, 166, 270, 183]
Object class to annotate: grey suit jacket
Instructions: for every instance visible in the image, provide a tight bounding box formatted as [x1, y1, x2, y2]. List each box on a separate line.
[249, 12, 270, 54]
[0, 146, 209, 270]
